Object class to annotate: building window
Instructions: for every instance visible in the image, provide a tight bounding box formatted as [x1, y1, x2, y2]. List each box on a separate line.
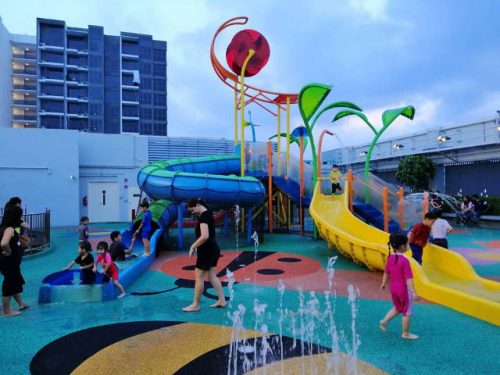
[153, 64, 166, 76]
[139, 62, 151, 74]
[154, 109, 166, 121]
[153, 79, 166, 91]
[153, 48, 166, 62]
[140, 122, 152, 135]
[153, 93, 166, 106]
[139, 108, 152, 120]
[140, 93, 151, 104]
[122, 120, 139, 133]
[142, 78, 151, 89]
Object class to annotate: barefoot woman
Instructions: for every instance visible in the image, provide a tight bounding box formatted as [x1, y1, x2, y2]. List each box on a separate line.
[183, 199, 226, 312]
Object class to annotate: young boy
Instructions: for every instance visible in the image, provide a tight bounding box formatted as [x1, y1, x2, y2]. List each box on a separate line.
[135, 201, 152, 256]
[109, 231, 136, 261]
[431, 211, 453, 249]
[407, 212, 436, 264]
[79, 216, 89, 243]
[62, 241, 95, 284]
[329, 165, 343, 194]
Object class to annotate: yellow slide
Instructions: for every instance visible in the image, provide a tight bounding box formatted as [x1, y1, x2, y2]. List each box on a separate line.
[310, 183, 500, 326]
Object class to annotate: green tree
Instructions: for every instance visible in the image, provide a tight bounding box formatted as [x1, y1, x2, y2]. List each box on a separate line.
[396, 155, 436, 191]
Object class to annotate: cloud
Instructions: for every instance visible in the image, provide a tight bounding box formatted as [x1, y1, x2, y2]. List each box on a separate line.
[348, 0, 390, 21]
[1, 0, 499, 149]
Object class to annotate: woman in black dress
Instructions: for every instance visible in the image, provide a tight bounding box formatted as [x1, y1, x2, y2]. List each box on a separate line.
[182, 199, 226, 312]
[0, 205, 28, 316]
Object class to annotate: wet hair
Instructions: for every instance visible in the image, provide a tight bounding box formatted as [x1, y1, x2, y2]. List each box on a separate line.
[110, 231, 120, 241]
[1, 205, 23, 227]
[387, 232, 408, 264]
[140, 201, 150, 208]
[78, 241, 92, 253]
[332, 164, 339, 169]
[434, 209, 443, 218]
[424, 212, 436, 220]
[187, 198, 208, 209]
[96, 241, 109, 252]
[6, 196, 21, 207]
[80, 216, 89, 224]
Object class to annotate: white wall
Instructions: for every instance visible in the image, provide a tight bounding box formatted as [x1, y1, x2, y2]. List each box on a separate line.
[78, 133, 148, 222]
[0, 128, 80, 225]
[0, 18, 12, 128]
[0, 128, 148, 226]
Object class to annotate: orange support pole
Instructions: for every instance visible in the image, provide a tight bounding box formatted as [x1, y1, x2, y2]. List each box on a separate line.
[267, 141, 273, 233]
[423, 191, 429, 218]
[347, 169, 354, 211]
[383, 187, 389, 232]
[398, 187, 405, 230]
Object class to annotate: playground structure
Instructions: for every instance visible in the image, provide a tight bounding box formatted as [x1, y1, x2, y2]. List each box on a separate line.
[110, 16, 499, 325]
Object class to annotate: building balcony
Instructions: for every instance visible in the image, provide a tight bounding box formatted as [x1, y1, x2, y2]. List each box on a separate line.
[12, 54, 37, 62]
[12, 115, 37, 121]
[39, 76, 65, 83]
[66, 64, 88, 71]
[65, 80, 88, 86]
[12, 69, 37, 77]
[13, 84, 36, 92]
[12, 100, 36, 107]
[67, 112, 89, 118]
[122, 84, 139, 90]
[39, 92, 64, 99]
[12, 120, 36, 128]
[121, 53, 139, 60]
[122, 115, 139, 121]
[38, 59, 64, 67]
[66, 96, 89, 102]
[121, 100, 139, 105]
[38, 43, 64, 51]
[66, 48, 88, 55]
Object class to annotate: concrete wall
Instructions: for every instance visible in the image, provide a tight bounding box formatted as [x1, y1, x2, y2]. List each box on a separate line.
[0, 128, 80, 225]
[0, 128, 147, 226]
[78, 133, 148, 222]
[0, 18, 12, 128]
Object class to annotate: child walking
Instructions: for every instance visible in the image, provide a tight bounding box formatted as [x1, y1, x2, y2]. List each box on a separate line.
[79, 216, 89, 243]
[93, 241, 126, 298]
[62, 241, 95, 284]
[407, 212, 436, 264]
[380, 233, 419, 340]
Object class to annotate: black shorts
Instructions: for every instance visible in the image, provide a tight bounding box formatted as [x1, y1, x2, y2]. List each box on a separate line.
[432, 238, 448, 249]
[1, 264, 25, 297]
[332, 183, 342, 194]
[196, 244, 221, 271]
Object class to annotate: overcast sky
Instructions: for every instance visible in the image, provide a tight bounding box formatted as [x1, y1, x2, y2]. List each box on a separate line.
[1, 0, 499, 152]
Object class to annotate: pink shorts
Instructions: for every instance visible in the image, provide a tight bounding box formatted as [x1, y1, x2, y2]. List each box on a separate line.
[391, 288, 413, 316]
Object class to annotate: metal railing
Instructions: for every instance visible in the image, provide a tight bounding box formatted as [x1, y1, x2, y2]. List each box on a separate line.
[0, 210, 51, 255]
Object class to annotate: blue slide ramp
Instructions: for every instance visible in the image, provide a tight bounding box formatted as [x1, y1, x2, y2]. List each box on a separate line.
[138, 155, 266, 207]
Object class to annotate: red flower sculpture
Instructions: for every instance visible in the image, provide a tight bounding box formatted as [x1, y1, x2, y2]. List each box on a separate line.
[226, 29, 270, 77]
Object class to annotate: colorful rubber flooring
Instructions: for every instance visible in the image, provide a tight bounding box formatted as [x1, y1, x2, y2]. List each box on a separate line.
[2, 224, 499, 374]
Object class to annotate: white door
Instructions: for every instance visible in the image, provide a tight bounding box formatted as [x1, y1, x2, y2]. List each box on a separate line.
[88, 182, 119, 222]
[127, 186, 141, 220]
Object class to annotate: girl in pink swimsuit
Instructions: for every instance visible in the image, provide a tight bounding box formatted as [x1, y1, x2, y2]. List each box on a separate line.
[379, 233, 419, 339]
[93, 241, 126, 299]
